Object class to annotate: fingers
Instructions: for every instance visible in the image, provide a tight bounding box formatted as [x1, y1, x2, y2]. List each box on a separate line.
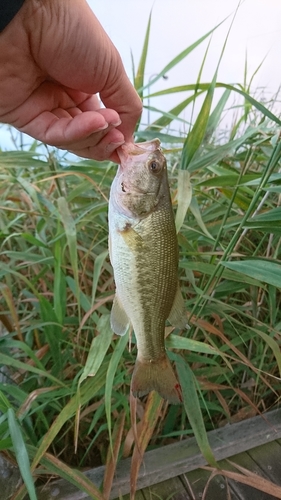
[18, 108, 125, 161]
[68, 132, 125, 162]
[26, 0, 142, 143]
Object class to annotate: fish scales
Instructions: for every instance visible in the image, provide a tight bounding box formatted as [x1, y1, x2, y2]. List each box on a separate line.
[108, 139, 187, 404]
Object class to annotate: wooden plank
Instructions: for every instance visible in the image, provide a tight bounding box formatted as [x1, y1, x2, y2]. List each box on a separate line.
[0, 454, 22, 499]
[122, 491, 145, 500]
[183, 467, 241, 500]
[37, 409, 281, 500]
[247, 440, 281, 486]
[141, 476, 191, 500]
[217, 452, 280, 500]
[137, 438, 281, 500]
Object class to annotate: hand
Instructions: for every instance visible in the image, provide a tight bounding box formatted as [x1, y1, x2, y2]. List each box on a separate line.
[0, 0, 142, 161]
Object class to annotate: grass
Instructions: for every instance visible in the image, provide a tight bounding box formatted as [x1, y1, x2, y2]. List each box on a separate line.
[1, 9, 281, 500]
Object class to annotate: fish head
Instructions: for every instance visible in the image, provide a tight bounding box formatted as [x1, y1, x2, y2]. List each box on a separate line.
[111, 139, 169, 218]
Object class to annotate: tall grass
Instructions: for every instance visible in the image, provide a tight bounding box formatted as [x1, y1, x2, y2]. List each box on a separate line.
[1, 11, 281, 500]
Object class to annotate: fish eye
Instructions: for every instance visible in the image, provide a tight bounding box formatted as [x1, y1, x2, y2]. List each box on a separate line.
[148, 159, 162, 173]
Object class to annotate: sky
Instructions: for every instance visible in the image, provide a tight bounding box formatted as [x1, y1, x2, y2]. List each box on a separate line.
[1, 0, 281, 149]
[90, 0, 281, 91]
[90, 0, 281, 128]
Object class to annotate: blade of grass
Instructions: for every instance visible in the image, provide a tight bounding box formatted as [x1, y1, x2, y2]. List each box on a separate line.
[130, 391, 164, 500]
[103, 411, 126, 500]
[189, 197, 214, 240]
[202, 463, 281, 499]
[40, 452, 105, 500]
[140, 19, 228, 93]
[57, 197, 80, 320]
[134, 11, 151, 98]
[0, 284, 23, 341]
[181, 2, 241, 171]
[105, 332, 128, 454]
[21, 362, 109, 500]
[75, 315, 113, 452]
[145, 94, 203, 132]
[0, 352, 66, 386]
[174, 355, 217, 467]
[91, 249, 108, 306]
[221, 259, 281, 289]
[53, 237, 66, 324]
[7, 408, 37, 500]
[175, 170, 192, 233]
[148, 82, 281, 127]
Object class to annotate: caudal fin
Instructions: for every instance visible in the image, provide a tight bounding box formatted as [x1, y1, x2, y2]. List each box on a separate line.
[131, 355, 182, 404]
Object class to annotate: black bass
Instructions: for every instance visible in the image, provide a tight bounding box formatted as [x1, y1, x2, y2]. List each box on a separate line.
[108, 139, 187, 404]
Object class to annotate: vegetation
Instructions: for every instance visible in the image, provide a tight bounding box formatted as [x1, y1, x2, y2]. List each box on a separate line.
[1, 11, 281, 500]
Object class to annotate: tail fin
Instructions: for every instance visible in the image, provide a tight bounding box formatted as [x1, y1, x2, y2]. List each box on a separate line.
[131, 355, 182, 404]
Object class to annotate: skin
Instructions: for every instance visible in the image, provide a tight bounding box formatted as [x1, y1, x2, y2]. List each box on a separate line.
[0, 0, 142, 162]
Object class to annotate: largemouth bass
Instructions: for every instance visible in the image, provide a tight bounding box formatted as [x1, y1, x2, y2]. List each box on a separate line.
[108, 139, 187, 404]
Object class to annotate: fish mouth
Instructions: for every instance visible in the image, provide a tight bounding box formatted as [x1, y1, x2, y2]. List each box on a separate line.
[120, 182, 154, 195]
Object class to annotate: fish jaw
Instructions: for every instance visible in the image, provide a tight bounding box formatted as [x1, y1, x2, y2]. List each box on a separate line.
[117, 139, 161, 164]
[131, 354, 182, 404]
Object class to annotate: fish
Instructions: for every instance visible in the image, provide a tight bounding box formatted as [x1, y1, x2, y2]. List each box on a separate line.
[108, 139, 187, 404]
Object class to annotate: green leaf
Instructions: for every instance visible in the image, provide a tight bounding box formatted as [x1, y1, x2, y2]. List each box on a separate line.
[0, 353, 65, 386]
[105, 332, 128, 452]
[248, 206, 281, 223]
[38, 295, 62, 375]
[8, 408, 37, 500]
[0, 390, 12, 412]
[0, 437, 12, 450]
[149, 82, 281, 127]
[134, 11, 151, 98]
[146, 93, 204, 132]
[30, 362, 109, 475]
[180, 261, 264, 287]
[78, 315, 112, 385]
[166, 334, 218, 355]
[20, 233, 48, 248]
[175, 355, 217, 467]
[40, 452, 105, 500]
[221, 260, 281, 289]
[53, 238, 66, 323]
[188, 197, 214, 239]
[140, 20, 226, 93]
[91, 249, 109, 305]
[175, 170, 192, 233]
[57, 197, 80, 317]
[205, 89, 231, 139]
[180, 74, 217, 170]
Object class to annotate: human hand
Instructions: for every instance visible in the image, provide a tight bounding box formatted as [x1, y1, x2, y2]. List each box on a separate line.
[0, 0, 142, 161]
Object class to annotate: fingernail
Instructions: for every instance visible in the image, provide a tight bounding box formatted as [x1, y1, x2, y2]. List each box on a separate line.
[110, 119, 122, 127]
[96, 123, 109, 132]
[111, 141, 125, 147]
[106, 141, 125, 153]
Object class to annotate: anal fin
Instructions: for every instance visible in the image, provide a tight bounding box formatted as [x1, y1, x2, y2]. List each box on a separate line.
[110, 294, 130, 336]
[168, 284, 189, 329]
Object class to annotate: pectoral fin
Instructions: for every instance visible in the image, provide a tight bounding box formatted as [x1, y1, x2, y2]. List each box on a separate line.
[110, 294, 130, 336]
[168, 285, 189, 329]
[119, 225, 143, 251]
